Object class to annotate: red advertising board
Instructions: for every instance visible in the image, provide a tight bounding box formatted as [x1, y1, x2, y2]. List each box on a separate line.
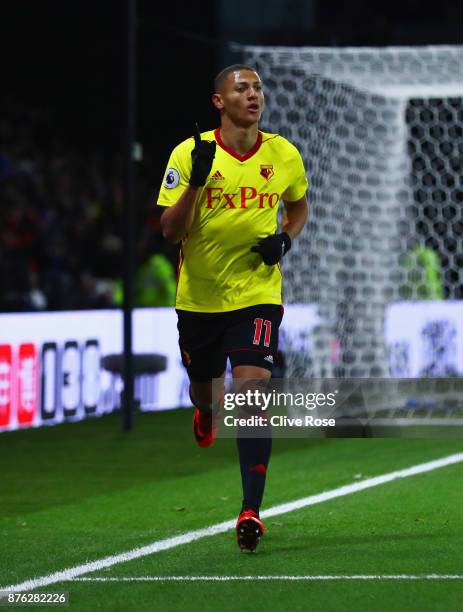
[17, 343, 38, 426]
[0, 345, 13, 428]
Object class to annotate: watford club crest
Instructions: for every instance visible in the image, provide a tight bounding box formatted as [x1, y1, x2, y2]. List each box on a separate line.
[260, 164, 274, 180]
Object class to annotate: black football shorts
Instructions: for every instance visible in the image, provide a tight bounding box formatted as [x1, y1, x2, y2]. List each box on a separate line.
[176, 304, 284, 383]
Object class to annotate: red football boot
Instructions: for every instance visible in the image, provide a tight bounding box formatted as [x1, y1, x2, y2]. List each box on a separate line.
[192, 408, 220, 448]
[236, 509, 265, 552]
[191, 386, 223, 448]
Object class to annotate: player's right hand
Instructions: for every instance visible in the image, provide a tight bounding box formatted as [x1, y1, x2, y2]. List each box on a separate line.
[189, 123, 216, 187]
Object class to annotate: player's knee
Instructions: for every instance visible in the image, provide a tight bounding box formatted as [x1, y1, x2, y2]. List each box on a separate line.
[233, 377, 270, 418]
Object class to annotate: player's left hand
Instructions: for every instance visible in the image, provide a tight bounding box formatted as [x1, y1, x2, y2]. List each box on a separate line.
[251, 232, 292, 265]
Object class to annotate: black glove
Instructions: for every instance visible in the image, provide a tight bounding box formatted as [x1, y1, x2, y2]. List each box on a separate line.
[189, 123, 216, 187]
[251, 232, 292, 265]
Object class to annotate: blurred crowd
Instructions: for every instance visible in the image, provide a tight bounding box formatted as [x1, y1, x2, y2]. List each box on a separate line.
[0, 99, 177, 312]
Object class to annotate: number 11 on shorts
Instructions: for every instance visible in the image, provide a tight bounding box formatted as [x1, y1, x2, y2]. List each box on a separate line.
[253, 318, 272, 347]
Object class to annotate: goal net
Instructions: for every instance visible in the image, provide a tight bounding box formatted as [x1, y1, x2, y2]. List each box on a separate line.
[238, 45, 463, 391]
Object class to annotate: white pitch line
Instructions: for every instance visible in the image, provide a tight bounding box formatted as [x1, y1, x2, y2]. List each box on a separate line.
[2, 452, 463, 593]
[73, 575, 463, 582]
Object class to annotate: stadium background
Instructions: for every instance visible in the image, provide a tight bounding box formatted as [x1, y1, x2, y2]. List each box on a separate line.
[1, 1, 463, 610]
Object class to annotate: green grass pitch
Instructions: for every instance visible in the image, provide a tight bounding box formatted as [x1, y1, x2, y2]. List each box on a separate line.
[1, 410, 462, 611]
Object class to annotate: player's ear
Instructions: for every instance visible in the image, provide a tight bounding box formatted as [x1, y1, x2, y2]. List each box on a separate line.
[212, 93, 224, 110]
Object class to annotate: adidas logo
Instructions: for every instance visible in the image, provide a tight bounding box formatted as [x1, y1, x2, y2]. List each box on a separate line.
[263, 355, 274, 364]
[210, 170, 225, 181]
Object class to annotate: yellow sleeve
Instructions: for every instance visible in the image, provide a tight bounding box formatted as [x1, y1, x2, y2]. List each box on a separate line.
[282, 143, 309, 202]
[157, 138, 194, 207]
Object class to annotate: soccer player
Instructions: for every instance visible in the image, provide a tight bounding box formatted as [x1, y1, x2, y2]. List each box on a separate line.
[157, 64, 308, 551]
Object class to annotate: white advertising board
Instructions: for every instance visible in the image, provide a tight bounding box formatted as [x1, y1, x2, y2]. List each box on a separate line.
[385, 301, 463, 377]
[0, 305, 319, 432]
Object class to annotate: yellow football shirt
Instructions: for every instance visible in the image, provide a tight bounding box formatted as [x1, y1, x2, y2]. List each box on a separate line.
[157, 128, 308, 312]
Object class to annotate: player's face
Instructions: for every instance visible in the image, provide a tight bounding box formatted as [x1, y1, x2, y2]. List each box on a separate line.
[214, 70, 264, 127]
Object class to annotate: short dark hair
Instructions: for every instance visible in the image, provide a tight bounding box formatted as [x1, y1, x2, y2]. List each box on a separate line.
[214, 64, 258, 93]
